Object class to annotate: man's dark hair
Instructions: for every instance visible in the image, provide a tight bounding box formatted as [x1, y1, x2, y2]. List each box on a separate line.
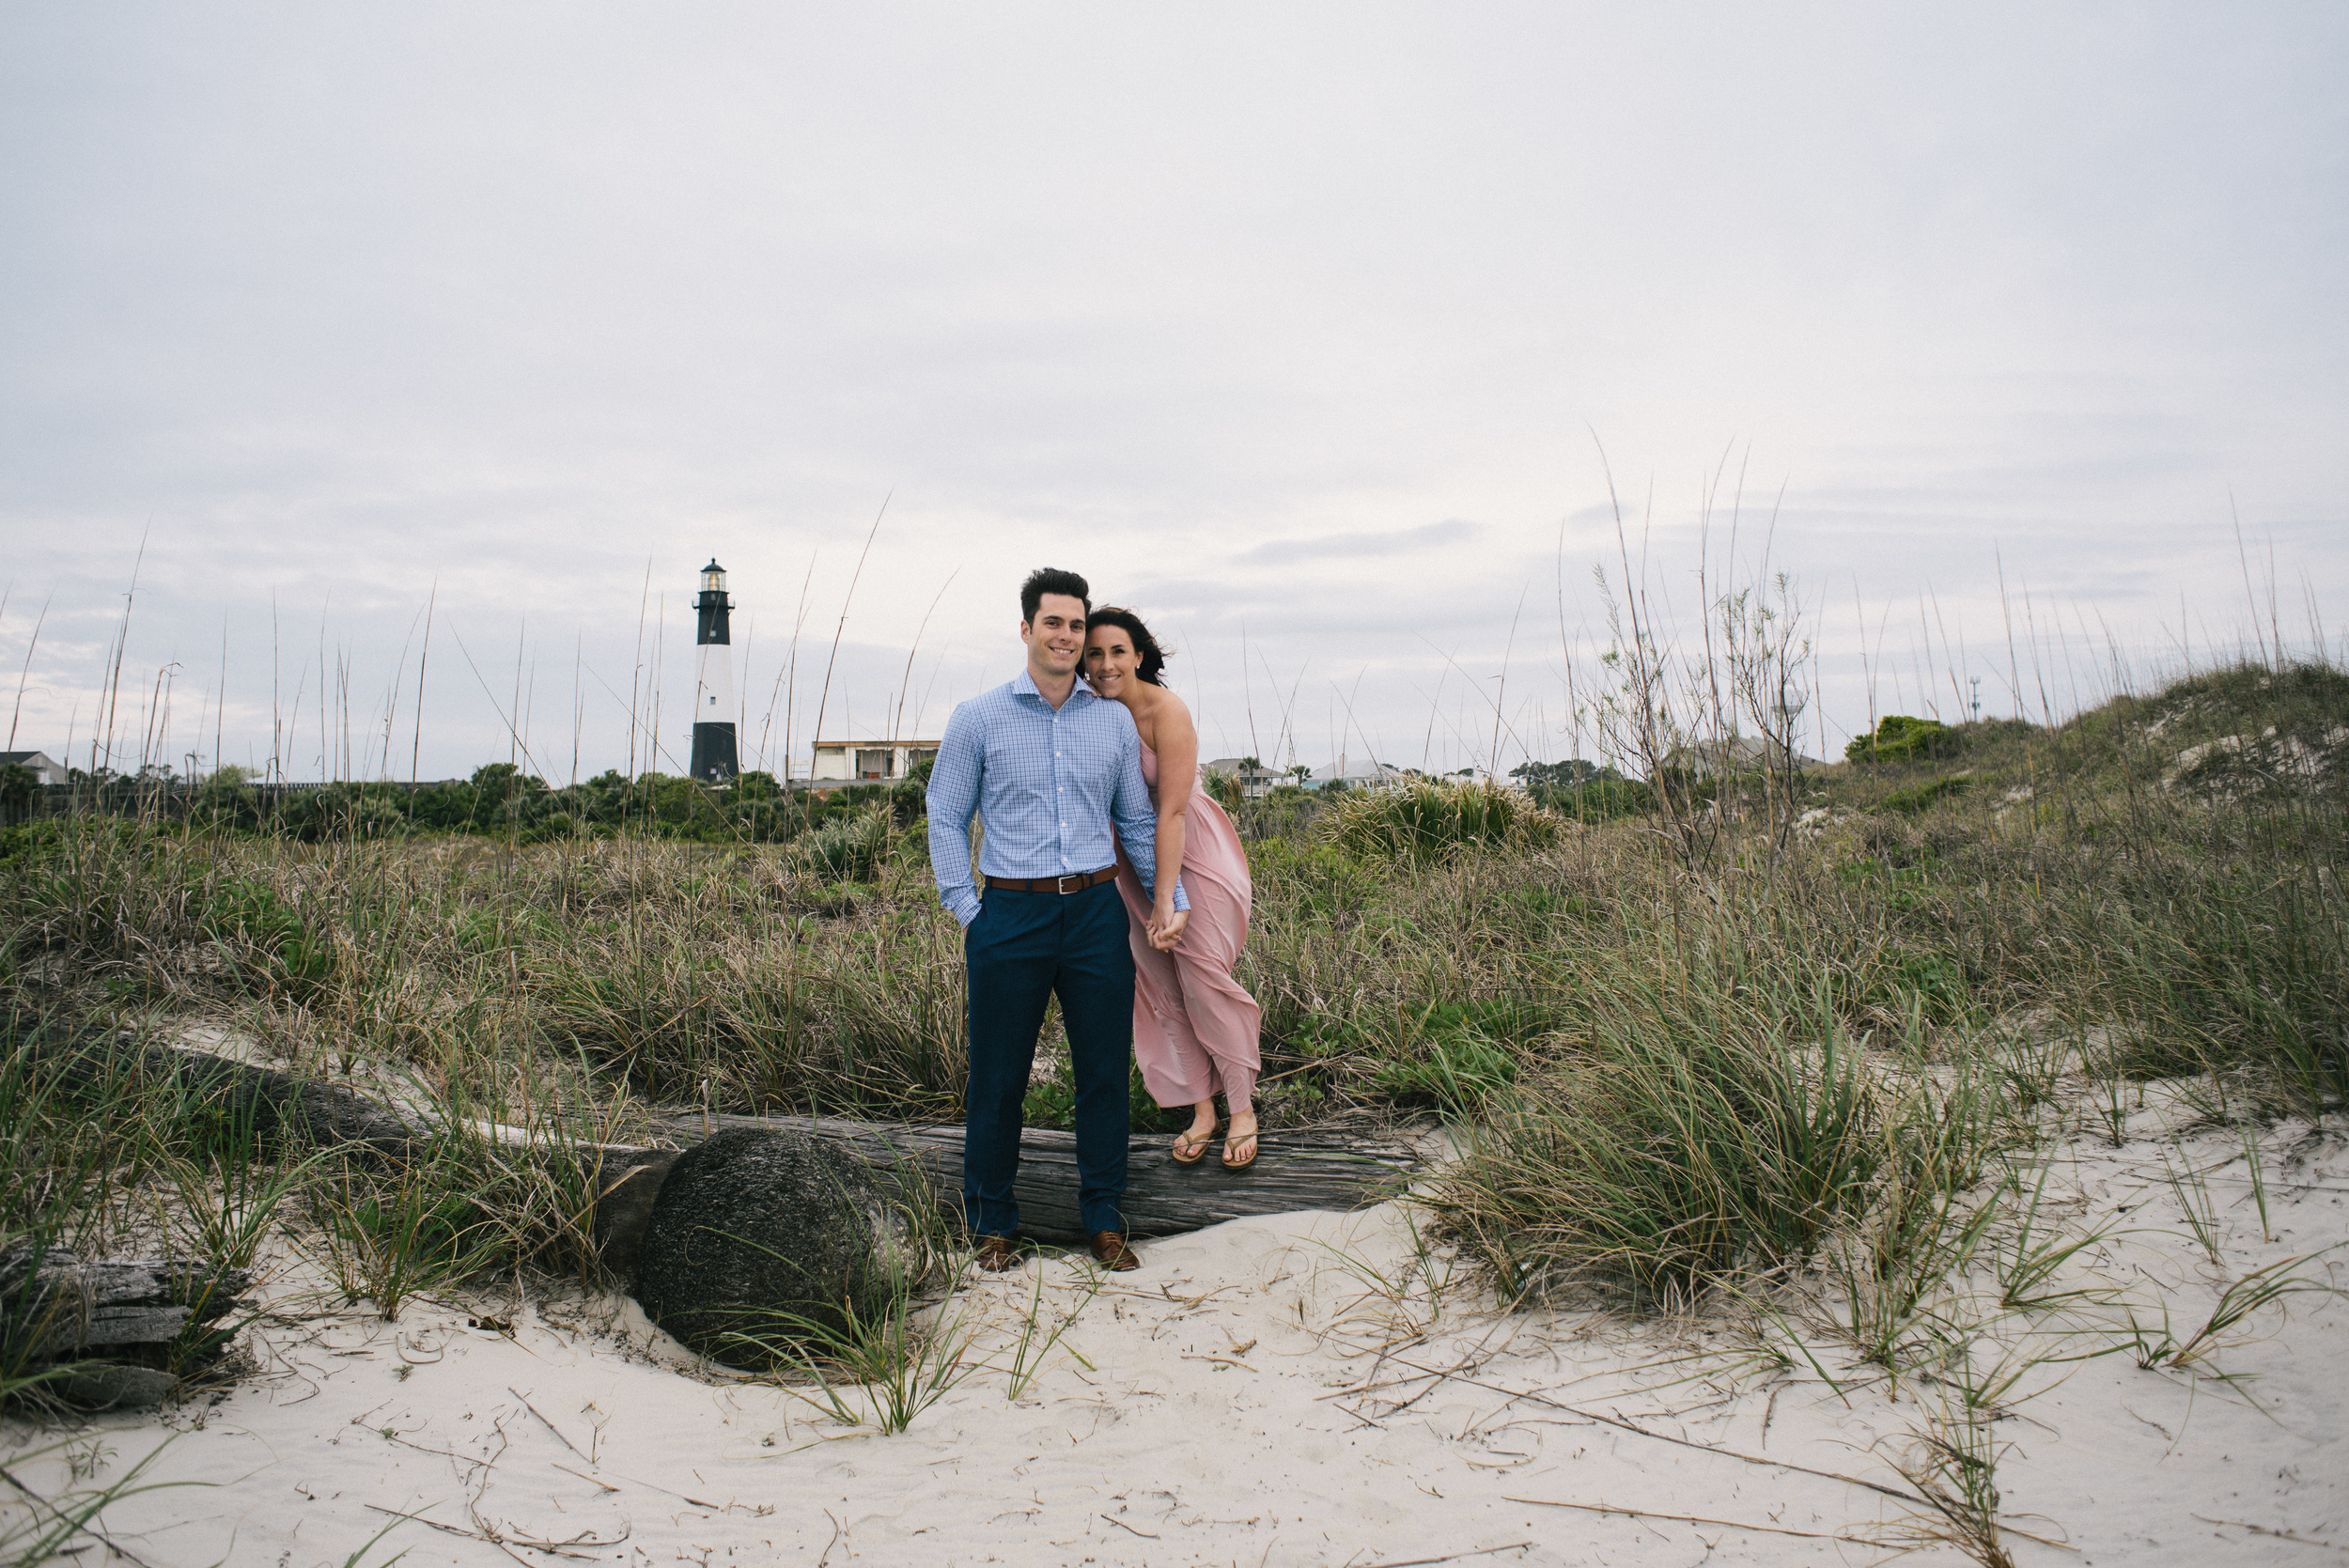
[1020, 567, 1092, 625]
[1085, 606, 1172, 687]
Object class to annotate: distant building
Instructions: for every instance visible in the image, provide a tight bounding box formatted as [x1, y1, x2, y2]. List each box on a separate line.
[1309, 754, 1410, 789]
[0, 751, 65, 786]
[1204, 757, 1279, 799]
[810, 738, 940, 783]
[1659, 737, 1818, 778]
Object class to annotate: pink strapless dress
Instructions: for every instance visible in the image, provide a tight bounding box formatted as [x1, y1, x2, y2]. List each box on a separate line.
[1114, 740, 1263, 1109]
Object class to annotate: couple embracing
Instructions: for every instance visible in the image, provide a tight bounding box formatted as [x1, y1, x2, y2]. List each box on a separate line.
[926, 567, 1263, 1274]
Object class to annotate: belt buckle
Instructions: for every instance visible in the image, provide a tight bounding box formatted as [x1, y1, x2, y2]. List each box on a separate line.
[1055, 873, 1081, 894]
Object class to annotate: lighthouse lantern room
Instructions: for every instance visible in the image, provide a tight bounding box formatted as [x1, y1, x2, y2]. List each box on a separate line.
[689, 559, 739, 784]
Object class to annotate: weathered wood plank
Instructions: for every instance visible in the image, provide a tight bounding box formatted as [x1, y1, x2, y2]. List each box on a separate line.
[647, 1112, 1426, 1241]
[16, 1019, 1429, 1249]
[1, 1250, 253, 1360]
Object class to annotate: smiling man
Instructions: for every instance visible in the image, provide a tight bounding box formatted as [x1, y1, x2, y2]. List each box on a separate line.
[926, 567, 1185, 1272]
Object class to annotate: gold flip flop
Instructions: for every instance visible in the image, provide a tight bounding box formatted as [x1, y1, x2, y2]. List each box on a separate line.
[1171, 1126, 1217, 1165]
[1221, 1126, 1260, 1172]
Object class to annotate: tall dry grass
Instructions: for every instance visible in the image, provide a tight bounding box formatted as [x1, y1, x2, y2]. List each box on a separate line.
[3, 649, 2342, 1354]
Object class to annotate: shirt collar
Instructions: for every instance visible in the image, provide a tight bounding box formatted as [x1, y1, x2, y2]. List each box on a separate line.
[1012, 667, 1097, 707]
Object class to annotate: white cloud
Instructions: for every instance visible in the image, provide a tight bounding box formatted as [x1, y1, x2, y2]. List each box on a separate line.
[1, 3, 2342, 778]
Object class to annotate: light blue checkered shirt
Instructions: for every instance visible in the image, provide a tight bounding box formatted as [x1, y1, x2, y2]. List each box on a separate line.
[926, 669, 1186, 927]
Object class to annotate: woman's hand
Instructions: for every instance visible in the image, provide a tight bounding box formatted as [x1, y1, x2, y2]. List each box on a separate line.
[1147, 905, 1190, 951]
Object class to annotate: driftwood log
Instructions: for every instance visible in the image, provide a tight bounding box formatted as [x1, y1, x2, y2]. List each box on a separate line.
[26, 1024, 414, 1155]
[21, 1025, 1426, 1279]
[646, 1111, 1423, 1244]
[0, 1250, 252, 1409]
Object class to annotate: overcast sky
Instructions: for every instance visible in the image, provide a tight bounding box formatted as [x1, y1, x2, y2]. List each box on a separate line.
[4, 4, 2342, 783]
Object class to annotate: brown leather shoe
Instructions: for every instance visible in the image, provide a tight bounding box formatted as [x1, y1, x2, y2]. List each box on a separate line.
[1088, 1232, 1140, 1272]
[974, 1234, 1021, 1273]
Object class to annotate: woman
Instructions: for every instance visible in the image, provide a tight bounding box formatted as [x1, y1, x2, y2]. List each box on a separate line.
[1083, 608, 1264, 1170]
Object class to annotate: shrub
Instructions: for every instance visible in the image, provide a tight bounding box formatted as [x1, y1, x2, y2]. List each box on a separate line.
[1436, 1036, 1891, 1305]
[789, 807, 894, 883]
[1247, 838, 1378, 920]
[1847, 715, 1961, 767]
[1425, 928, 1908, 1306]
[1881, 775, 1972, 815]
[1319, 780, 1563, 862]
[1374, 1031, 1517, 1113]
[1200, 764, 1244, 815]
[0, 765, 36, 827]
[199, 879, 336, 997]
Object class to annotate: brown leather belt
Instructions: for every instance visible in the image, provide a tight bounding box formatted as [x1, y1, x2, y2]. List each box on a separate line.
[983, 866, 1119, 894]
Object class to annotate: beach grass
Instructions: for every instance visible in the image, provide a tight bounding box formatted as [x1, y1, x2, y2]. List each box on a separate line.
[2, 648, 2342, 1400]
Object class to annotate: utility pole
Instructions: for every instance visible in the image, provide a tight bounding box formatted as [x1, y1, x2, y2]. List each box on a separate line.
[1969, 676, 1982, 723]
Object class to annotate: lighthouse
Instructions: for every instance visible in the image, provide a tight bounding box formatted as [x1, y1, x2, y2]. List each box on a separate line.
[689, 559, 739, 784]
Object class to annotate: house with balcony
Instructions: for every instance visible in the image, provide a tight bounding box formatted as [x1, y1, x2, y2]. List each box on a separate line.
[808, 737, 941, 783]
[1204, 757, 1280, 799]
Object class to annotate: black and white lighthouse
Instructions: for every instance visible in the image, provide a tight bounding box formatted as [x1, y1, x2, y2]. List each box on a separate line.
[689, 559, 739, 784]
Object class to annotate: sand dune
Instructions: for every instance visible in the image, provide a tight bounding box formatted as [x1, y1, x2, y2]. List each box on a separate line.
[7, 1101, 2344, 1567]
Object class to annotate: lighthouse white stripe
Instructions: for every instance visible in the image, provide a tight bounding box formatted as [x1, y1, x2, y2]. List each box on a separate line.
[694, 641, 736, 723]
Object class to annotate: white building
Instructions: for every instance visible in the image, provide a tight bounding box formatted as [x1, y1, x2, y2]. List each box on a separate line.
[1204, 757, 1280, 799]
[1659, 736, 1818, 778]
[809, 738, 940, 783]
[0, 751, 65, 785]
[1309, 754, 1411, 789]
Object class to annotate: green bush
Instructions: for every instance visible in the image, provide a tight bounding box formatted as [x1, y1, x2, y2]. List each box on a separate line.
[1425, 928, 1906, 1306]
[198, 878, 335, 997]
[1374, 1031, 1517, 1113]
[1248, 838, 1378, 920]
[1438, 1034, 1890, 1305]
[789, 807, 894, 883]
[1880, 774, 1972, 814]
[0, 764, 37, 827]
[1319, 780, 1563, 862]
[1846, 715, 1961, 767]
[1510, 760, 1651, 823]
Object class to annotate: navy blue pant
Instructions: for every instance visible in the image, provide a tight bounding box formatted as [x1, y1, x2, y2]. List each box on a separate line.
[963, 880, 1133, 1238]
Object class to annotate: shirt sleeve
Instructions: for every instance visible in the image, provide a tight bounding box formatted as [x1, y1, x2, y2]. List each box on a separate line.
[926, 704, 984, 926]
[1111, 718, 1188, 913]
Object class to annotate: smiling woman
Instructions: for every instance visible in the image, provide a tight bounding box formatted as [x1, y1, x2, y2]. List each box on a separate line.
[1084, 606, 1266, 1172]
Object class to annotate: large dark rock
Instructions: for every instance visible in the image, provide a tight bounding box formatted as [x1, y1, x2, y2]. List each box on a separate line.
[588, 1148, 683, 1288]
[631, 1128, 914, 1367]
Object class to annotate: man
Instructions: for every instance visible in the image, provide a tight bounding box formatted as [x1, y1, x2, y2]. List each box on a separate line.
[926, 567, 1185, 1273]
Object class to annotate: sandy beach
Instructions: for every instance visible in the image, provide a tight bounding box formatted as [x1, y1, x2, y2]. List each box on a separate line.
[7, 1091, 2342, 1568]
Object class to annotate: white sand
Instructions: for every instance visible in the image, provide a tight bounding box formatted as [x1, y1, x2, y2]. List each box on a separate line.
[8, 1102, 2344, 1568]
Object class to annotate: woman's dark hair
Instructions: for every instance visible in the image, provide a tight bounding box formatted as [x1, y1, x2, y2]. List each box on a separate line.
[1086, 606, 1171, 686]
[1020, 567, 1092, 624]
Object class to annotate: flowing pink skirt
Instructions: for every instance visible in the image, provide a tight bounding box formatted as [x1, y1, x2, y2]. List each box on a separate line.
[1115, 789, 1262, 1109]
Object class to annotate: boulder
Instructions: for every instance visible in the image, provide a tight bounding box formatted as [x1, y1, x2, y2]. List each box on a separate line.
[588, 1148, 683, 1288]
[631, 1128, 914, 1367]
